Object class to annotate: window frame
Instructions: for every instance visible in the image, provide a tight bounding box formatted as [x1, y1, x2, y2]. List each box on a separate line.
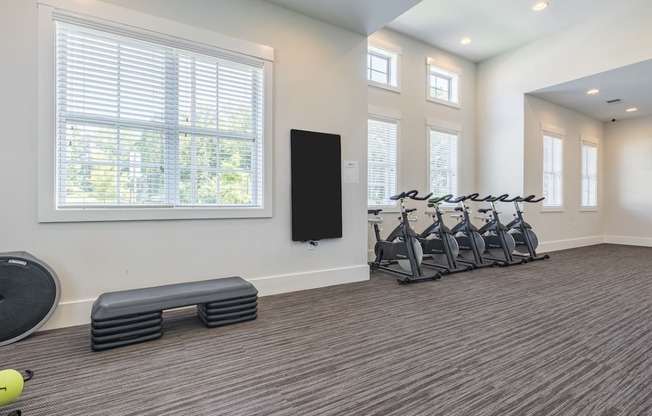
[37, 1, 274, 222]
[541, 123, 565, 212]
[580, 138, 598, 211]
[367, 106, 401, 211]
[426, 58, 461, 109]
[427, 119, 460, 205]
[367, 38, 401, 93]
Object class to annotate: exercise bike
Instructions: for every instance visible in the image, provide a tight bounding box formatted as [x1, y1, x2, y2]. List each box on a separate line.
[368, 190, 442, 284]
[418, 194, 474, 275]
[476, 194, 528, 267]
[449, 193, 500, 269]
[505, 195, 550, 262]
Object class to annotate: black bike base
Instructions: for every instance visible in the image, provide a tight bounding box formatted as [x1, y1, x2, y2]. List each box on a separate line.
[397, 274, 441, 284]
[370, 261, 441, 284]
[515, 253, 550, 262]
[421, 260, 473, 275]
[458, 259, 498, 269]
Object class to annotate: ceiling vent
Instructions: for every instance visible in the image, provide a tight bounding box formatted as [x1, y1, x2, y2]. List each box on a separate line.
[606, 98, 622, 104]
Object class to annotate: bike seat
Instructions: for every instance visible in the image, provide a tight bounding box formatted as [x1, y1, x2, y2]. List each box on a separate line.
[367, 209, 382, 215]
[406, 208, 417, 213]
[477, 208, 491, 214]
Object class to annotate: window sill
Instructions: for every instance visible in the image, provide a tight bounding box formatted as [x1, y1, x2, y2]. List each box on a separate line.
[37, 206, 272, 223]
[541, 206, 564, 213]
[427, 96, 461, 109]
[368, 81, 401, 94]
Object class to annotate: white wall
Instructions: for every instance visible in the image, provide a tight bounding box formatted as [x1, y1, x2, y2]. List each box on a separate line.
[1, 0, 370, 330]
[477, 0, 652, 250]
[604, 116, 652, 246]
[523, 96, 604, 250]
[366, 28, 476, 254]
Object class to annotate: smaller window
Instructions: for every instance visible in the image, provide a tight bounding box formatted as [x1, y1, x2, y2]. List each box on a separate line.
[427, 58, 460, 108]
[581, 141, 598, 209]
[368, 115, 399, 208]
[367, 39, 401, 93]
[542, 128, 564, 210]
[428, 126, 459, 199]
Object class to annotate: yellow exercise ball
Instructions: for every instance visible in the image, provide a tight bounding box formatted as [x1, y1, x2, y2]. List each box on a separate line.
[0, 369, 25, 407]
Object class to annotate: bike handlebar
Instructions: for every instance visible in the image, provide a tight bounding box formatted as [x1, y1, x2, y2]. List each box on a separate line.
[486, 194, 508, 202]
[499, 194, 522, 203]
[390, 190, 433, 201]
[447, 195, 467, 203]
[469, 193, 493, 201]
[428, 194, 453, 204]
[522, 195, 545, 203]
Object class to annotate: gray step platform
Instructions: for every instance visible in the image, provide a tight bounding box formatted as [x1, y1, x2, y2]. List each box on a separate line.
[90, 276, 258, 351]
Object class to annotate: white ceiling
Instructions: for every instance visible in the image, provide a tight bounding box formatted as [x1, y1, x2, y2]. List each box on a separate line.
[263, 0, 651, 122]
[263, 0, 422, 36]
[528, 60, 652, 123]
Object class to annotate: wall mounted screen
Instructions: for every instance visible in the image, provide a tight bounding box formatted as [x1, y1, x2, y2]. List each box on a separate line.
[290, 129, 342, 241]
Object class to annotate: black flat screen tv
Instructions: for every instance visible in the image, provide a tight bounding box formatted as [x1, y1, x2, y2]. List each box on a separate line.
[290, 129, 342, 242]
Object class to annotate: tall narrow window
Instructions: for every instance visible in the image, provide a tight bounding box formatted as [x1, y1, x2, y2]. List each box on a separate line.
[428, 127, 458, 198]
[367, 39, 401, 93]
[39, 6, 274, 222]
[427, 58, 461, 107]
[542, 130, 564, 209]
[368, 117, 398, 207]
[581, 141, 598, 209]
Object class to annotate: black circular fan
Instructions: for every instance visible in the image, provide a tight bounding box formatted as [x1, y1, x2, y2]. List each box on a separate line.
[0, 252, 61, 346]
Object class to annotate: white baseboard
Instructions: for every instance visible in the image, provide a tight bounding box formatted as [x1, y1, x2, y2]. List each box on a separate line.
[248, 264, 370, 296]
[603, 235, 652, 247]
[537, 236, 604, 253]
[38, 264, 370, 331]
[40, 298, 97, 331]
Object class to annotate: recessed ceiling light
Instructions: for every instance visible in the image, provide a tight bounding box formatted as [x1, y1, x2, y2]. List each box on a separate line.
[532, 2, 549, 11]
[460, 37, 472, 45]
[626, 107, 638, 112]
[587, 89, 600, 95]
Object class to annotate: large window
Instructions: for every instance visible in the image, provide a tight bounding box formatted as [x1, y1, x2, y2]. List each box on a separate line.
[428, 126, 459, 198]
[542, 128, 564, 209]
[581, 141, 598, 209]
[38, 4, 273, 222]
[368, 116, 398, 207]
[427, 58, 460, 108]
[367, 39, 401, 93]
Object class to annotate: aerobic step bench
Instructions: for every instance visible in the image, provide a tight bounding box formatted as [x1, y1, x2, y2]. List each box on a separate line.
[90, 276, 258, 351]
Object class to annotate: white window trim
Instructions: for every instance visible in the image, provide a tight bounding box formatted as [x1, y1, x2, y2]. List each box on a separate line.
[540, 123, 564, 213]
[368, 105, 401, 212]
[37, 0, 274, 222]
[580, 135, 599, 212]
[367, 37, 401, 94]
[426, 118, 461, 207]
[426, 57, 461, 109]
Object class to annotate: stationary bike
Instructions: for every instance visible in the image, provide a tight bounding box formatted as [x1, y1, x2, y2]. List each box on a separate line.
[449, 193, 499, 269]
[418, 194, 474, 275]
[505, 195, 550, 262]
[476, 194, 528, 266]
[369, 190, 441, 284]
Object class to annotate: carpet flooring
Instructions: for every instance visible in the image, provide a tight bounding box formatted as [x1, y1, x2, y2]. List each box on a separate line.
[2, 244, 651, 415]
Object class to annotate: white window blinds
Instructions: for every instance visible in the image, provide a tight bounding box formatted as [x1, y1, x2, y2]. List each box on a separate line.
[581, 141, 598, 207]
[542, 132, 563, 207]
[429, 127, 458, 198]
[54, 18, 264, 208]
[368, 117, 398, 207]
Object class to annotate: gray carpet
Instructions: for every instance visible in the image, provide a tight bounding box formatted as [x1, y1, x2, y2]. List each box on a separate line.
[2, 244, 652, 415]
